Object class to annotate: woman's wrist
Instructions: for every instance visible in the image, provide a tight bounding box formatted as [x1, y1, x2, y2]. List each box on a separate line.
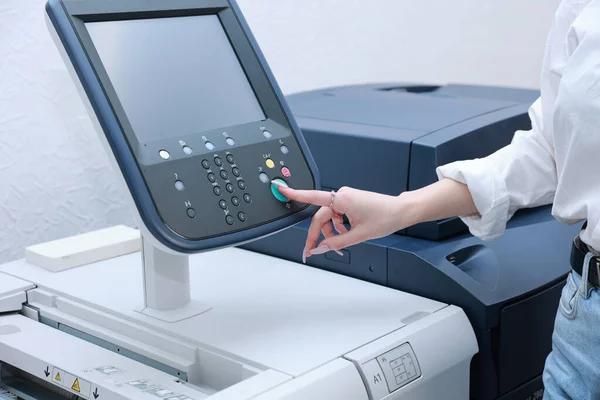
[393, 191, 423, 229]
[392, 179, 477, 231]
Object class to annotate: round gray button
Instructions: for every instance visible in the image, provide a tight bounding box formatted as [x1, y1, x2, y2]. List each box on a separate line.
[186, 208, 196, 218]
[259, 173, 270, 184]
[183, 146, 193, 155]
[226, 137, 236, 146]
[226, 215, 235, 225]
[219, 200, 227, 210]
[205, 141, 215, 151]
[159, 150, 170, 160]
[280, 145, 289, 155]
[238, 212, 247, 222]
[175, 181, 185, 191]
[231, 196, 240, 206]
[263, 130, 272, 139]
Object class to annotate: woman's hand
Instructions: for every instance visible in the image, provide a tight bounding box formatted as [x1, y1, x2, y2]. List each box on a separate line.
[272, 182, 415, 262]
[272, 178, 477, 262]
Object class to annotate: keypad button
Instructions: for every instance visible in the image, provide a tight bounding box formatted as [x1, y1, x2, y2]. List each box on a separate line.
[214, 157, 223, 167]
[220, 170, 229, 180]
[202, 159, 210, 169]
[219, 200, 228, 210]
[263, 130, 272, 139]
[183, 146, 193, 155]
[175, 181, 185, 191]
[232, 167, 241, 177]
[213, 186, 222, 196]
[259, 173, 270, 184]
[281, 167, 291, 178]
[238, 212, 247, 222]
[265, 159, 275, 169]
[281, 145, 289, 155]
[226, 183, 235, 193]
[159, 150, 170, 160]
[238, 180, 246, 190]
[205, 141, 215, 151]
[207, 173, 217, 183]
[226, 215, 235, 225]
[243, 193, 252, 203]
[186, 208, 196, 218]
[226, 154, 235, 164]
[226, 137, 235, 146]
[231, 196, 240, 207]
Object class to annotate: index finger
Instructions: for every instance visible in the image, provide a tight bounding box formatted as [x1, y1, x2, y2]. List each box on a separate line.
[272, 181, 332, 207]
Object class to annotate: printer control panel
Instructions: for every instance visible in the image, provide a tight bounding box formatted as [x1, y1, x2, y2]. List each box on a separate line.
[358, 342, 421, 399]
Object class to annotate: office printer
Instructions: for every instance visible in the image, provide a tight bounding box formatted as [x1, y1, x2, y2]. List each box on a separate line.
[0, 1, 479, 399]
[243, 83, 584, 400]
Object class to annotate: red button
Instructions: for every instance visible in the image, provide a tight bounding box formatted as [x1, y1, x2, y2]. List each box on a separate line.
[281, 167, 291, 178]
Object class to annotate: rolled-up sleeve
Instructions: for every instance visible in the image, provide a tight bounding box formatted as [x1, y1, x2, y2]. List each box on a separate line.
[436, 98, 557, 240]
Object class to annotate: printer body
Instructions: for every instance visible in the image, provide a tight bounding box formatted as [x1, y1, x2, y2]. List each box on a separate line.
[243, 83, 584, 399]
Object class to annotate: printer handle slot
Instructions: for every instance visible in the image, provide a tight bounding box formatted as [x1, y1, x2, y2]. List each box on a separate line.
[446, 245, 499, 291]
[379, 85, 441, 94]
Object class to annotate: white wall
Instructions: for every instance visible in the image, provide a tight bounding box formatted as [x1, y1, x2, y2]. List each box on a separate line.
[0, 0, 560, 263]
[237, 0, 561, 93]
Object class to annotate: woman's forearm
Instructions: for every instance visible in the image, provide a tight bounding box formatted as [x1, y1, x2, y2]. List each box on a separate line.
[397, 178, 478, 228]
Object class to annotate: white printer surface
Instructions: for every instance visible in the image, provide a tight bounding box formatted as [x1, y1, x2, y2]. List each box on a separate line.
[0, 273, 34, 313]
[0, 247, 446, 377]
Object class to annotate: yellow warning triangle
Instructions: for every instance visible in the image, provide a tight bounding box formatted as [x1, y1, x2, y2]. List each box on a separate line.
[71, 378, 80, 392]
[55, 372, 61, 381]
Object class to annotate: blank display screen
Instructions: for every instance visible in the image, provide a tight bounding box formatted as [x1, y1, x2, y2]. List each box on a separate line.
[86, 15, 266, 143]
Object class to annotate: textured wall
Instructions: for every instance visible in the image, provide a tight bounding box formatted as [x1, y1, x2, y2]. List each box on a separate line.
[0, 0, 136, 263]
[0, 0, 560, 263]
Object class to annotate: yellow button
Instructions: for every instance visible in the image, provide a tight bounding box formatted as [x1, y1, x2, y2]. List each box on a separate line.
[265, 159, 275, 169]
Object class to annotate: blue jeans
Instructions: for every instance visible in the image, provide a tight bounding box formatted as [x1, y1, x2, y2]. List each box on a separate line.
[543, 252, 600, 399]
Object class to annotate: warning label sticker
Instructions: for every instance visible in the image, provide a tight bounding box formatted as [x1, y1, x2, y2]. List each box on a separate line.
[52, 367, 65, 385]
[51, 367, 90, 398]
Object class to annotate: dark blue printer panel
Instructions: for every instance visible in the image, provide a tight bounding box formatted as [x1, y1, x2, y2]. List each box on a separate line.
[287, 83, 540, 239]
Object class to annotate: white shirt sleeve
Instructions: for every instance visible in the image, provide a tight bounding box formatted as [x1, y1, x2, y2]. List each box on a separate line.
[435, 98, 557, 240]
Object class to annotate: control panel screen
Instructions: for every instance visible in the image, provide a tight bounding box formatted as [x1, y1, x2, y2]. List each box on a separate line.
[86, 15, 266, 143]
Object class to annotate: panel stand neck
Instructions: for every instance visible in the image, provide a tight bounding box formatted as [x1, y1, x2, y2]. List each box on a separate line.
[135, 236, 211, 323]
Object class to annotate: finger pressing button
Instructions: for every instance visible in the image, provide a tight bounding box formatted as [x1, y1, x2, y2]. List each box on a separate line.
[270, 179, 289, 202]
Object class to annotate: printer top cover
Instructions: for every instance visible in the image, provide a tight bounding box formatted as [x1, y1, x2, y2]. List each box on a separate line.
[288, 83, 540, 239]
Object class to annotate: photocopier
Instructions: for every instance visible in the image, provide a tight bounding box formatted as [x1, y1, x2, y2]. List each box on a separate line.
[243, 83, 584, 400]
[0, 1, 479, 400]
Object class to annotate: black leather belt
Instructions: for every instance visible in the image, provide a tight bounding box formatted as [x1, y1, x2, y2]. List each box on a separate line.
[571, 232, 600, 287]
